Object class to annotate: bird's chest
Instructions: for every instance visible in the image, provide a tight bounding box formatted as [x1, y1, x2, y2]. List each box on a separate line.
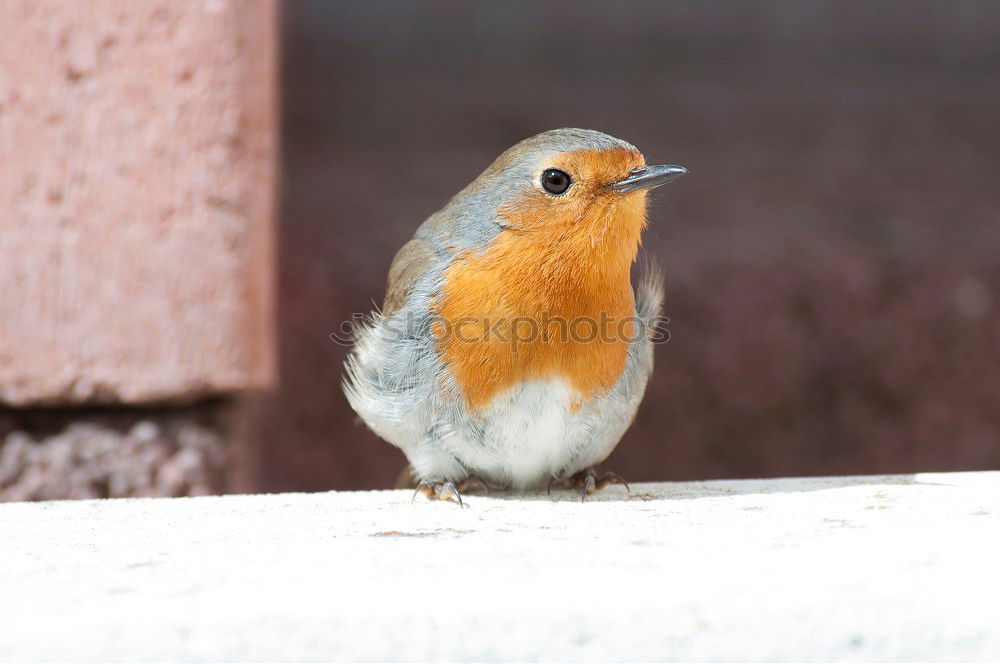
[434, 252, 634, 410]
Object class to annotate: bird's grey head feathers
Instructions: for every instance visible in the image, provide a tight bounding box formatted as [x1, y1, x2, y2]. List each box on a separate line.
[416, 129, 639, 253]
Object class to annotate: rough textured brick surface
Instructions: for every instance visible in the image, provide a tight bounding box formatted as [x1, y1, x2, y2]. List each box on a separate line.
[0, 405, 228, 501]
[0, 0, 277, 405]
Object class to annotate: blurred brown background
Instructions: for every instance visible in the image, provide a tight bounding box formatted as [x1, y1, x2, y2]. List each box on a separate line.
[241, 0, 1000, 491]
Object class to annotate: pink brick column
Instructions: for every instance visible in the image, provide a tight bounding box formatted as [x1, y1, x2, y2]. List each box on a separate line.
[0, 0, 277, 405]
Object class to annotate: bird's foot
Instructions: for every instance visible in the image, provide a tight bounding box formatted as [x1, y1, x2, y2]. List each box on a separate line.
[412, 479, 465, 507]
[548, 468, 630, 501]
[457, 476, 491, 495]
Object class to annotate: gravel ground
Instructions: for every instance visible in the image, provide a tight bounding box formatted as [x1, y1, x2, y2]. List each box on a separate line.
[0, 406, 228, 501]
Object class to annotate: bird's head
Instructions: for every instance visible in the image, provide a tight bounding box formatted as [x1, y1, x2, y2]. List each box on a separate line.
[448, 129, 686, 267]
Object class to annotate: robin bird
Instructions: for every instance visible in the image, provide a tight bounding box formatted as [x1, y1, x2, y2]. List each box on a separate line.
[344, 128, 686, 502]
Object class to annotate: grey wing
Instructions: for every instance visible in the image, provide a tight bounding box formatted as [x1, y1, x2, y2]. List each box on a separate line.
[343, 231, 449, 457]
[381, 200, 486, 316]
[634, 257, 664, 329]
[620, 258, 664, 412]
[345, 198, 499, 478]
[382, 237, 439, 317]
[613, 258, 664, 420]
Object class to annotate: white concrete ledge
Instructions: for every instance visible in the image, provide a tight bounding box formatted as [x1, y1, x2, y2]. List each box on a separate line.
[2, 472, 998, 662]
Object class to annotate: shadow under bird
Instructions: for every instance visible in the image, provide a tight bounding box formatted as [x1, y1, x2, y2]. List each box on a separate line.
[344, 128, 687, 503]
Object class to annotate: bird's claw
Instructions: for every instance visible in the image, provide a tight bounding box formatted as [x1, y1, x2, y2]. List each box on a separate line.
[412, 479, 465, 507]
[549, 468, 630, 501]
[458, 476, 490, 495]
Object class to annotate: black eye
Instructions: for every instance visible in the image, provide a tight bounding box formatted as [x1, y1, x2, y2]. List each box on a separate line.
[541, 168, 571, 195]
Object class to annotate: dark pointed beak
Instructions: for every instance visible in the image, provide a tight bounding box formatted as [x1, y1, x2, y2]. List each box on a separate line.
[608, 164, 688, 193]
